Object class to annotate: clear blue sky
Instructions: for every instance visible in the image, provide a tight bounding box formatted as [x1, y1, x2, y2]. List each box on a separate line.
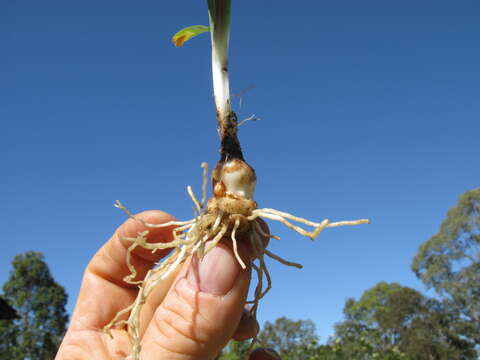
[1, 0, 479, 342]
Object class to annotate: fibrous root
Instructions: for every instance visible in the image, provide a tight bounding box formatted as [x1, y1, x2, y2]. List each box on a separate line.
[102, 162, 369, 359]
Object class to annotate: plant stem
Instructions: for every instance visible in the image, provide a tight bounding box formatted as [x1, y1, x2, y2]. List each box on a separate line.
[208, 0, 244, 161]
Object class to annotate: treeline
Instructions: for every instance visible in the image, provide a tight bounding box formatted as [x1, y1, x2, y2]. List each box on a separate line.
[219, 188, 480, 359]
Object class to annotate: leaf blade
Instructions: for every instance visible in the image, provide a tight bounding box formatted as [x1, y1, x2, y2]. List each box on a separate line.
[171, 25, 210, 47]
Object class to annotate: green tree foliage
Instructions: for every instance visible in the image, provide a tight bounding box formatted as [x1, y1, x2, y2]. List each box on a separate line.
[0, 251, 69, 360]
[257, 317, 318, 359]
[412, 188, 480, 344]
[321, 338, 409, 360]
[217, 340, 250, 360]
[217, 316, 410, 359]
[333, 282, 476, 360]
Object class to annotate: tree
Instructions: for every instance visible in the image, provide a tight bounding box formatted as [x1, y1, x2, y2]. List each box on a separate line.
[217, 340, 250, 360]
[412, 188, 480, 344]
[0, 251, 69, 360]
[333, 282, 476, 360]
[257, 317, 318, 359]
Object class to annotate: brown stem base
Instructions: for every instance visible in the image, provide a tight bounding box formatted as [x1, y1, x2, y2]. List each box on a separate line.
[219, 111, 244, 161]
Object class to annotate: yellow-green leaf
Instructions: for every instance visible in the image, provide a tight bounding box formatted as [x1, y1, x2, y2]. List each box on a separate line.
[171, 25, 210, 47]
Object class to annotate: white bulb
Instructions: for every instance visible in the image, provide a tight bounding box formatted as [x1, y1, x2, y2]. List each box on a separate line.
[221, 160, 256, 199]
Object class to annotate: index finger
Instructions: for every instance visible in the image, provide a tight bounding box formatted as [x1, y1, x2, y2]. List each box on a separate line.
[70, 210, 177, 331]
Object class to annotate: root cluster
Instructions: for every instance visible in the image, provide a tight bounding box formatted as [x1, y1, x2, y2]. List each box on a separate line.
[103, 163, 369, 359]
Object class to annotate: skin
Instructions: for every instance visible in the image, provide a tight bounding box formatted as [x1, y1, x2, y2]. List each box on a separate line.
[56, 210, 280, 360]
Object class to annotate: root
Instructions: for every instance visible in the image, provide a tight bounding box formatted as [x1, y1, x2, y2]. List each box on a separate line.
[249, 263, 263, 315]
[231, 218, 246, 269]
[115, 200, 195, 228]
[122, 230, 193, 252]
[204, 223, 229, 254]
[253, 220, 280, 241]
[103, 303, 135, 339]
[245, 228, 270, 354]
[264, 249, 303, 269]
[124, 241, 141, 284]
[211, 213, 223, 233]
[104, 163, 369, 360]
[251, 208, 369, 240]
[187, 186, 202, 214]
[250, 210, 330, 239]
[199, 162, 208, 209]
[328, 219, 370, 227]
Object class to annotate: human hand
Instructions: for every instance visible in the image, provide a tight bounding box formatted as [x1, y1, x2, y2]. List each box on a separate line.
[56, 210, 280, 360]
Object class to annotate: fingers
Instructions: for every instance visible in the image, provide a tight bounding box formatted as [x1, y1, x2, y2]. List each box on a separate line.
[70, 210, 177, 331]
[139, 242, 251, 360]
[232, 308, 259, 341]
[136, 261, 182, 338]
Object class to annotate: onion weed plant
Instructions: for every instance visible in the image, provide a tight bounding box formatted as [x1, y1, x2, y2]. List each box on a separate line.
[103, 1, 369, 358]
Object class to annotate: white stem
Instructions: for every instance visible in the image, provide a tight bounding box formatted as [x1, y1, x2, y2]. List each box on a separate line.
[208, 0, 231, 122]
[211, 42, 230, 118]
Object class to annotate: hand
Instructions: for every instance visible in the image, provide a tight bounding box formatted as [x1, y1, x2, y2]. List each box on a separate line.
[56, 210, 280, 360]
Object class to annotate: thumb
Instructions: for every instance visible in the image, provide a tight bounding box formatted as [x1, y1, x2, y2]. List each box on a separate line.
[140, 242, 251, 360]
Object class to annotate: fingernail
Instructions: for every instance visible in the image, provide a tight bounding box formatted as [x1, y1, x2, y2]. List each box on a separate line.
[187, 245, 240, 296]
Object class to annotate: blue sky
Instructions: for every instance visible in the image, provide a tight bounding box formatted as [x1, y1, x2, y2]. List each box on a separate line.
[1, 0, 479, 342]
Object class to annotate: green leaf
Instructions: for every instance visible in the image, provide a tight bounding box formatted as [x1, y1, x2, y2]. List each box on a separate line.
[172, 25, 210, 47]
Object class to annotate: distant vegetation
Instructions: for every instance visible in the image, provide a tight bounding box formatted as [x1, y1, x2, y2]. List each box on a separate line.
[0, 252, 68, 359]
